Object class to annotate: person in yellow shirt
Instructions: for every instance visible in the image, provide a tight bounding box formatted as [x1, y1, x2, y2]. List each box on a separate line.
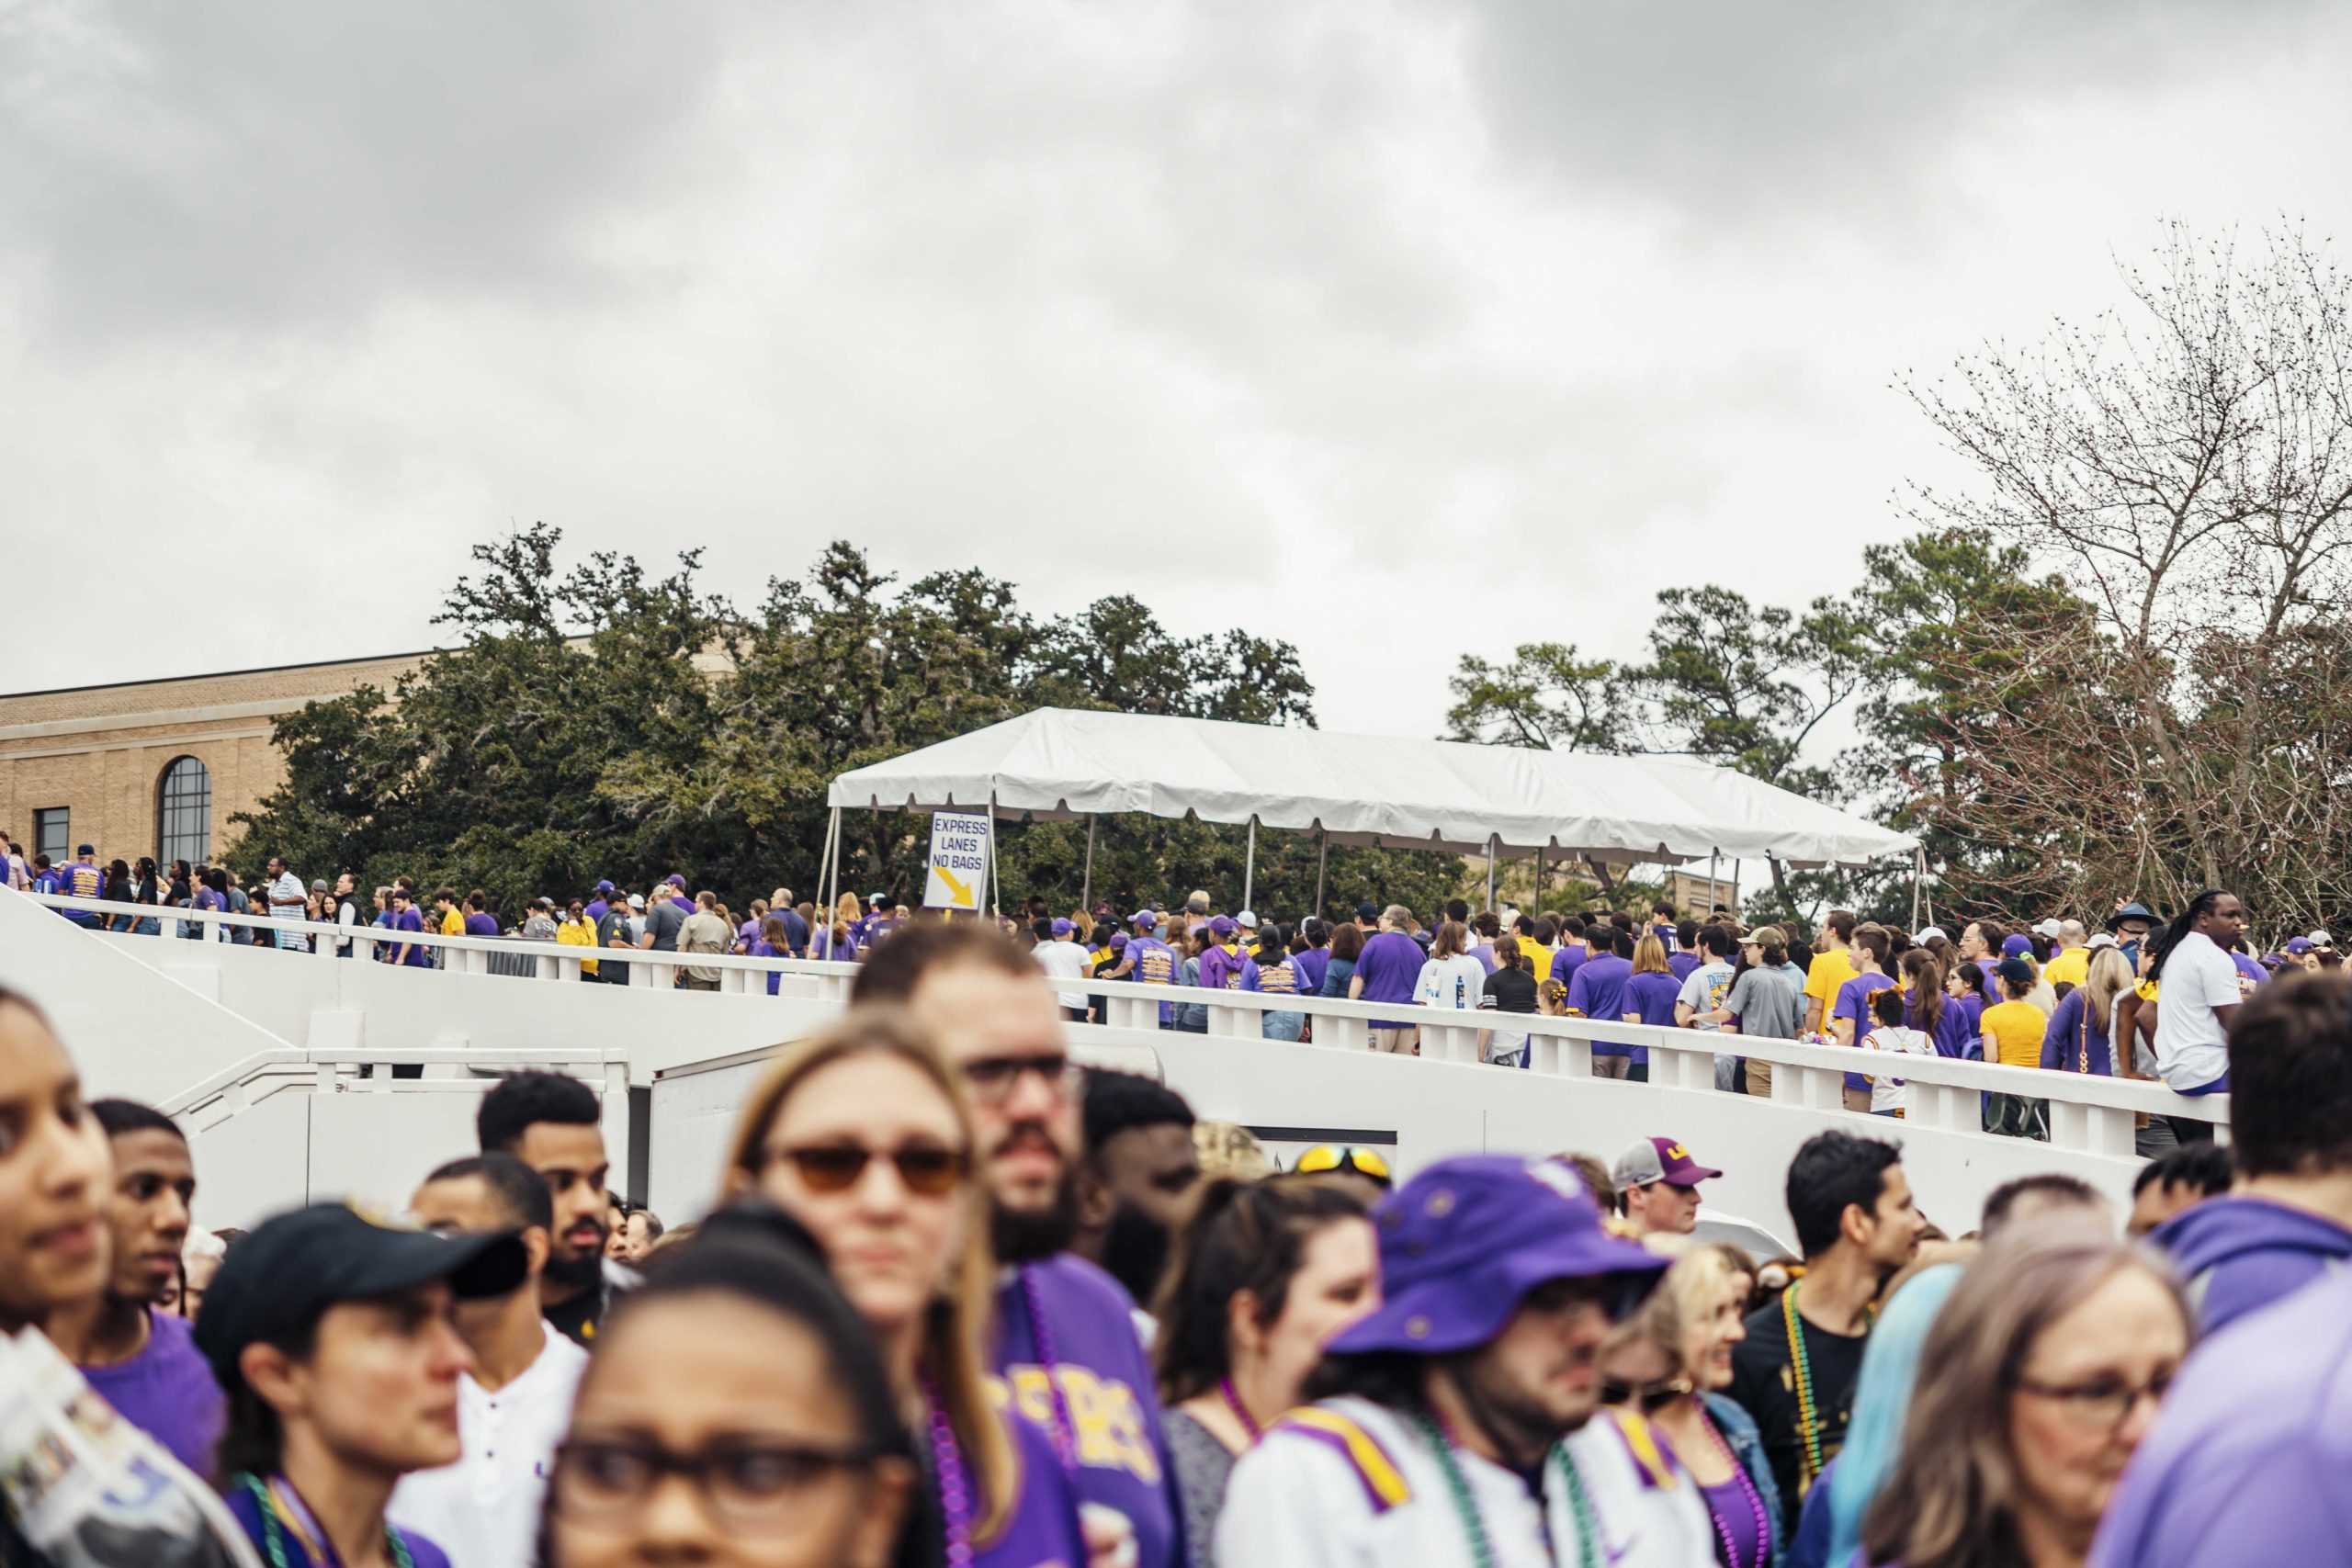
[1981, 955, 2052, 1137]
[2041, 919, 2092, 989]
[435, 886, 464, 938]
[1802, 909, 1860, 1034]
[557, 898, 599, 977]
[1518, 916, 1555, 985]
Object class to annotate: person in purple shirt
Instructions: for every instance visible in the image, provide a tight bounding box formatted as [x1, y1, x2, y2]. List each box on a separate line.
[1832, 927, 1898, 1104]
[1196, 916, 1260, 994]
[1566, 926, 1636, 1071]
[66, 1100, 224, 1479]
[1348, 906, 1429, 1050]
[1555, 914, 1593, 990]
[664, 873, 695, 913]
[1618, 935, 1682, 1075]
[2147, 971, 2352, 1334]
[582, 879, 613, 926]
[1668, 918, 1703, 983]
[390, 890, 433, 966]
[461, 891, 500, 938]
[1289, 918, 1332, 1001]
[847, 922, 1186, 1568]
[1120, 910, 1182, 1025]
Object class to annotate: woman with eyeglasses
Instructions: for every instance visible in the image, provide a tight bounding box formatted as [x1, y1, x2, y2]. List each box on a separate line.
[721, 1009, 1087, 1567]
[1858, 1231, 2190, 1568]
[1597, 1246, 1781, 1567]
[543, 1205, 919, 1568]
[1154, 1177, 1377, 1568]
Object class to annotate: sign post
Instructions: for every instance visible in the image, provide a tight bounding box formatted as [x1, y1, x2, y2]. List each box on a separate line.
[923, 811, 990, 913]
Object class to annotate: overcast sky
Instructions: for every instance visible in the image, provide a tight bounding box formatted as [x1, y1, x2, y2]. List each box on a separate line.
[7, 1, 2348, 740]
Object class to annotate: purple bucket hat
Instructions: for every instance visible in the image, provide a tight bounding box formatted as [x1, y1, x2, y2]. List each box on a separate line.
[1329, 1154, 1667, 1358]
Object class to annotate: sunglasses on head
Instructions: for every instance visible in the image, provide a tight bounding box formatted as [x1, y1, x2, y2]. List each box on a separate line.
[1600, 1376, 1695, 1414]
[771, 1143, 967, 1197]
[1294, 1145, 1394, 1186]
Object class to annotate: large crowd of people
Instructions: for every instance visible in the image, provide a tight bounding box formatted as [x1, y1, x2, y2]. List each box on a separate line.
[7, 904, 2352, 1568]
[11, 826, 2324, 1153]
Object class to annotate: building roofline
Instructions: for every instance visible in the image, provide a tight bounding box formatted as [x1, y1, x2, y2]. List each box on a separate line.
[0, 649, 449, 703]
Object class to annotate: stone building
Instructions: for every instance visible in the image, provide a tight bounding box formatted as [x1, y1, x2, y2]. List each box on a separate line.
[0, 650, 435, 869]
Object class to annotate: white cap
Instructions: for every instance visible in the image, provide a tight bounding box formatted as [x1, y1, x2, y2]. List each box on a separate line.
[2312, 930, 2337, 950]
[2086, 931, 2120, 952]
[1917, 925, 1949, 944]
[1236, 910, 1259, 929]
[627, 893, 646, 909]
[2032, 918, 2064, 939]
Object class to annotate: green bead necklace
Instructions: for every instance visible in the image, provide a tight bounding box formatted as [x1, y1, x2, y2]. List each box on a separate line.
[1782, 1280, 1826, 1495]
[1413, 1414, 1600, 1568]
[239, 1474, 417, 1568]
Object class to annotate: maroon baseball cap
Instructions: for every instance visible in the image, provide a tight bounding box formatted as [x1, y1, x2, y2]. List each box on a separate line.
[1611, 1135, 1722, 1192]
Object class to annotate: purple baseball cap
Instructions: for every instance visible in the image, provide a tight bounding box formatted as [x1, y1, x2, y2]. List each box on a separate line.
[1110, 931, 1129, 948]
[594, 879, 615, 894]
[1050, 918, 1074, 938]
[1209, 915, 1238, 937]
[666, 874, 687, 888]
[2286, 937, 2315, 955]
[2000, 933, 2034, 957]
[1611, 1135, 1722, 1193]
[1131, 909, 1158, 929]
[1328, 1155, 1667, 1358]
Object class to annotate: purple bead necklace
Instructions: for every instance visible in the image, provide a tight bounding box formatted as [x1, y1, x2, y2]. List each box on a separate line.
[920, 1371, 976, 1568]
[1217, 1376, 1264, 1445]
[1018, 1264, 1081, 1473]
[1697, 1407, 1770, 1568]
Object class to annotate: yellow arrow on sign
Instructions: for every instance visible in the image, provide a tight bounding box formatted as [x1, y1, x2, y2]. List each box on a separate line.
[936, 866, 974, 906]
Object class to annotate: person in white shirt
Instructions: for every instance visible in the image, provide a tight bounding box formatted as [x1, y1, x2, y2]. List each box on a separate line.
[1412, 920, 1488, 1011]
[1030, 917, 1093, 1020]
[2146, 890, 2245, 1101]
[264, 854, 307, 952]
[1857, 985, 1936, 1116]
[391, 1153, 590, 1568]
[1217, 1155, 1714, 1568]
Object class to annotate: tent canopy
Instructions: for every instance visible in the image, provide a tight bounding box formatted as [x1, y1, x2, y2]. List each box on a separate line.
[827, 708, 1917, 870]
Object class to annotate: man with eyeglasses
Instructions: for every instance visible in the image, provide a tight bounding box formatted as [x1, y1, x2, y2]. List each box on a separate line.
[855, 920, 1187, 1568]
[1218, 1155, 1712, 1566]
[391, 1154, 588, 1568]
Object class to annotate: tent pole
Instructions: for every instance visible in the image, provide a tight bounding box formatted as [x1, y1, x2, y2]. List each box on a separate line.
[985, 795, 1001, 920]
[1243, 817, 1257, 913]
[1314, 828, 1328, 917]
[1911, 847, 1924, 931]
[1708, 849, 1719, 917]
[1081, 814, 1096, 911]
[1485, 837, 1498, 912]
[1535, 847, 1545, 908]
[821, 807, 842, 930]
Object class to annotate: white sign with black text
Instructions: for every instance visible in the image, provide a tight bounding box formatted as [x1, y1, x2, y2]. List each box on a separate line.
[922, 811, 990, 911]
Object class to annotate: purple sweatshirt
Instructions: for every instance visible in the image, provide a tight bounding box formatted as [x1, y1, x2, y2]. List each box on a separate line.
[976, 1412, 1090, 1567]
[1196, 943, 1259, 995]
[2150, 1194, 2352, 1335]
[1566, 954, 1634, 1056]
[2087, 1262, 2352, 1568]
[993, 1255, 1182, 1568]
[81, 1309, 224, 1479]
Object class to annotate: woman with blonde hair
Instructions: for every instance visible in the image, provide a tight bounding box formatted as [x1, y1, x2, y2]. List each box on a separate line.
[1598, 1246, 1782, 1566]
[1859, 1232, 2190, 1568]
[2040, 944, 2132, 1076]
[722, 1009, 1085, 1565]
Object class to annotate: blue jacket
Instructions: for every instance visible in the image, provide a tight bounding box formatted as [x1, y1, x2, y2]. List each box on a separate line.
[1705, 1391, 1788, 1566]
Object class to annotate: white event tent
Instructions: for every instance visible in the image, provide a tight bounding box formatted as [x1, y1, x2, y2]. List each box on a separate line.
[820, 707, 1919, 916]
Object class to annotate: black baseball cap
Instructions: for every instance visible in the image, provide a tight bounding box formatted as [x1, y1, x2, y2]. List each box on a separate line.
[195, 1203, 528, 1392]
[1355, 900, 1378, 921]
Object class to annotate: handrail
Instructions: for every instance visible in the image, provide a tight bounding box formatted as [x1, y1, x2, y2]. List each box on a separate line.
[16, 888, 2217, 1143]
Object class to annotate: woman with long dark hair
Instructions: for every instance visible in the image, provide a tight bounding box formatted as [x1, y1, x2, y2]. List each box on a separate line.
[97, 858, 134, 932]
[541, 1206, 919, 1568]
[1899, 948, 1970, 1059]
[1859, 1234, 2189, 1568]
[1155, 1178, 1376, 1567]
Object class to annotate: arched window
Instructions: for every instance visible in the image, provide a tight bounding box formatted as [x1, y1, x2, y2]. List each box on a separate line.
[157, 756, 211, 865]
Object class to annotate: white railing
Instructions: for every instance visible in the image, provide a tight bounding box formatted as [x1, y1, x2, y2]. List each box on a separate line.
[18, 889, 2222, 1158]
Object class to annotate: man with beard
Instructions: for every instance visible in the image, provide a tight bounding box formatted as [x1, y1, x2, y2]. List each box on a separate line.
[1076, 1069, 1201, 1311]
[1216, 1155, 1712, 1566]
[49, 1099, 224, 1476]
[1725, 1130, 1925, 1537]
[475, 1071, 634, 1347]
[856, 920, 1186, 1568]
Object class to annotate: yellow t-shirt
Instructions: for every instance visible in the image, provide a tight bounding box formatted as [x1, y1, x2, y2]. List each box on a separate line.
[1982, 998, 2047, 1069]
[2042, 945, 2091, 989]
[1804, 949, 1858, 1013]
[1526, 943, 1554, 986]
[441, 908, 464, 937]
[556, 918, 599, 976]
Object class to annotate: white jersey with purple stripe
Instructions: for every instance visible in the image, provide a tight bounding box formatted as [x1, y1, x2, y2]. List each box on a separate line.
[1216, 1394, 1713, 1568]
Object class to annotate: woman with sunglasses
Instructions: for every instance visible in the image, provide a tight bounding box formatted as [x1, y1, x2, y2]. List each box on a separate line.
[1859, 1230, 2190, 1568]
[543, 1204, 919, 1568]
[722, 1009, 1087, 1567]
[1597, 1247, 1781, 1567]
[1154, 1178, 1378, 1568]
